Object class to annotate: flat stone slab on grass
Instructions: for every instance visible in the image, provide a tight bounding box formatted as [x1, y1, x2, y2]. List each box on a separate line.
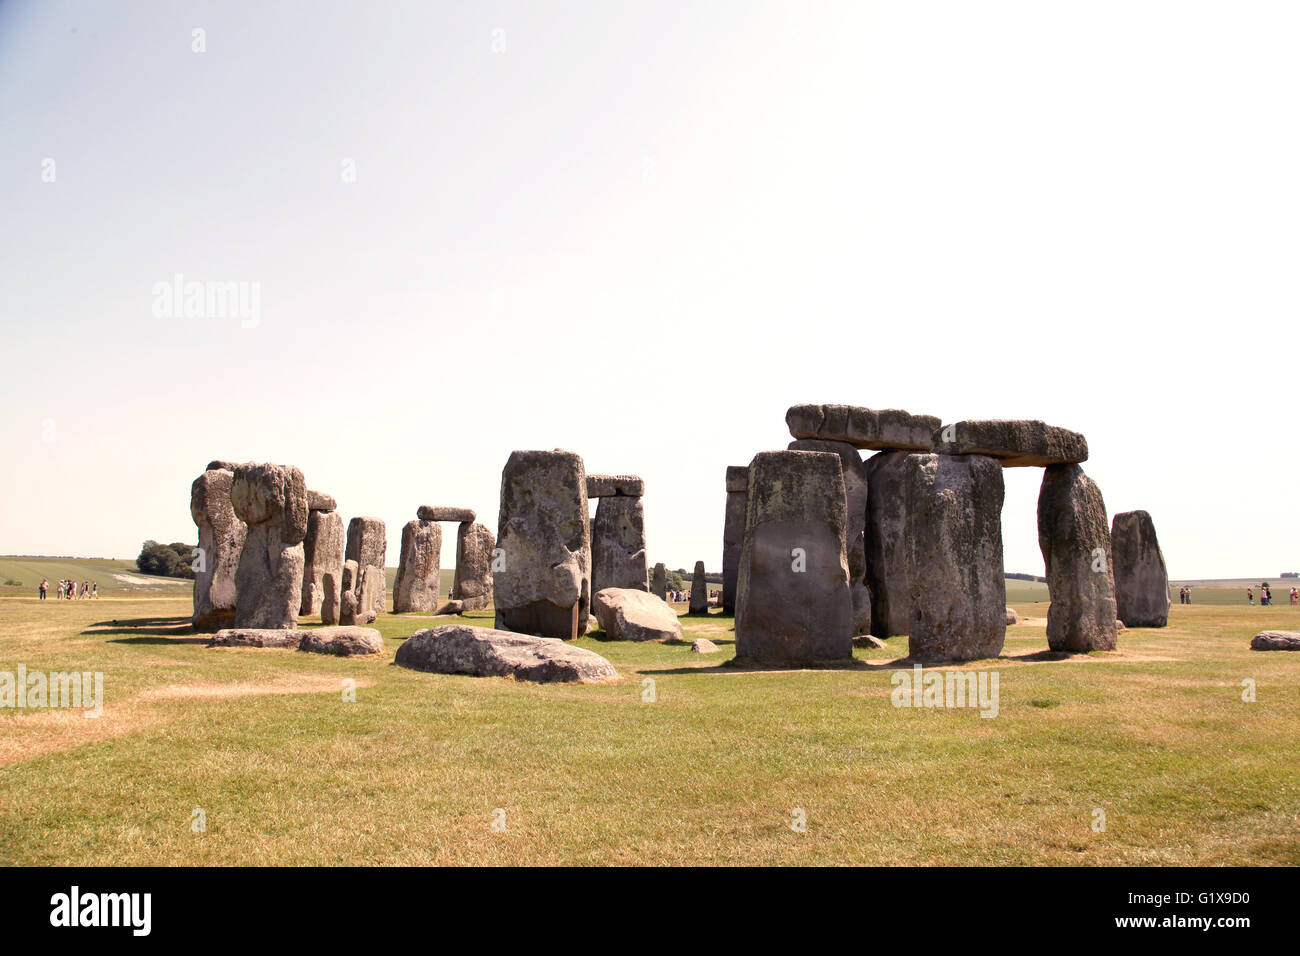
[786, 403, 940, 451]
[210, 626, 383, 655]
[395, 625, 619, 683]
[592, 588, 683, 642]
[1251, 631, 1300, 651]
[933, 420, 1088, 467]
[690, 639, 719, 654]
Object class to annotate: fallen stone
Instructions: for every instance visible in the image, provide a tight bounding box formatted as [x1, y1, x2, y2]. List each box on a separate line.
[209, 628, 304, 648]
[452, 522, 495, 611]
[585, 475, 645, 498]
[1116, 620, 1127, 631]
[393, 519, 442, 613]
[394, 625, 618, 683]
[852, 634, 888, 650]
[734, 450, 853, 665]
[904, 454, 1007, 661]
[436, 600, 464, 615]
[1038, 464, 1118, 653]
[690, 639, 720, 654]
[786, 403, 940, 451]
[298, 627, 384, 656]
[1251, 631, 1300, 651]
[307, 489, 337, 512]
[590, 493, 648, 594]
[417, 505, 476, 523]
[592, 588, 684, 642]
[495, 450, 592, 638]
[933, 419, 1088, 467]
[231, 462, 308, 629]
[1111, 510, 1171, 628]
[1005, 607, 1020, 626]
[191, 466, 247, 632]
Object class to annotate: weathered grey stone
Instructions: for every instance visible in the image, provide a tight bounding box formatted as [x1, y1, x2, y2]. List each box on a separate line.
[206, 459, 239, 472]
[786, 404, 940, 451]
[191, 466, 247, 632]
[651, 562, 667, 600]
[452, 522, 495, 611]
[230, 463, 308, 629]
[436, 600, 464, 615]
[852, 634, 888, 649]
[1038, 464, 1118, 653]
[209, 628, 304, 648]
[1251, 631, 1300, 651]
[1005, 607, 1020, 626]
[591, 495, 648, 595]
[690, 638, 720, 654]
[393, 519, 442, 613]
[789, 439, 871, 635]
[592, 588, 683, 642]
[585, 474, 645, 498]
[307, 489, 337, 512]
[933, 420, 1088, 467]
[864, 450, 919, 638]
[345, 516, 387, 616]
[1111, 510, 1170, 628]
[734, 450, 853, 665]
[689, 560, 709, 614]
[299, 627, 383, 656]
[340, 560, 381, 626]
[395, 625, 618, 683]
[723, 468, 748, 616]
[904, 454, 1006, 661]
[494, 450, 591, 638]
[417, 505, 476, 523]
[301, 509, 345, 621]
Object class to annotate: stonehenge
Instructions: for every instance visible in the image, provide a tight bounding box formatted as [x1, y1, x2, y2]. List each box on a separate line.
[722, 465, 748, 614]
[932, 420, 1088, 468]
[230, 462, 308, 630]
[190, 463, 247, 631]
[301, 492, 344, 623]
[1038, 464, 1118, 653]
[903, 454, 1007, 661]
[342, 517, 387, 625]
[453, 522, 495, 611]
[1111, 510, 1170, 628]
[393, 505, 494, 614]
[688, 560, 709, 614]
[587, 475, 648, 594]
[393, 516, 442, 613]
[733, 450, 854, 666]
[494, 450, 591, 639]
[786, 403, 940, 451]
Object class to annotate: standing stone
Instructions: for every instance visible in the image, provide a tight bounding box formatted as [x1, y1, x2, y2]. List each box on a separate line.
[903, 454, 1006, 661]
[230, 463, 308, 629]
[301, 509, 345, 622]
[591, 495, 648, 594]
[190, 465, 248, 632]
[453, 522, 495, 611]
[734, 450, 853, 665]
[1111, 510, 1170, 628]
[689, 560, 709, 614]
[345, 516, 387, 616]
[494, 450, 591, 639]
[1038, 464, 1118, 653]
[722, 465, 748, 615]
[790, 439, 871, 635]
[651, 562, 667, 600]
[393, 519, 442, 613]
[864, 450, 917, 638]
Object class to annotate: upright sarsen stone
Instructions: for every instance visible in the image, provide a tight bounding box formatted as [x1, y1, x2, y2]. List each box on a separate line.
[903, 454, 1006, 661]
[591, 495, 648, 594]
[734, 450, 853, 665]
[393, 519, 442, 613]
[722, 465, 747, 615]
[191, 465, 247, 631]
[1111, 510, 1170, 628]
[495, 450, 591, 639]
[301, 509, 345, 622]
[790, 439, 871, 635]
[651, 562, 667, 600]
[863, 450, 916, 638]
[453, 522, 495, 611]
[1038, 464, 1118, 652]
[230, 462, 308, 629]
[345, 516, 387, 616]
[689, 560, 709, 614]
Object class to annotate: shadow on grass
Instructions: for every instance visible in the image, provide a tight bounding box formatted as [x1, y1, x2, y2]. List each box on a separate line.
[84, 616, 205, 643]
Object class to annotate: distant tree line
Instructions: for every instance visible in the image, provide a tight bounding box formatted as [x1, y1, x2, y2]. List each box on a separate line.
[1006, 572, 1047, 583]
[136, 540, 197, 579]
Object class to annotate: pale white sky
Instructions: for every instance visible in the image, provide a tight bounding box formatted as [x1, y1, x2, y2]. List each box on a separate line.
[1, 1, 1296, 578]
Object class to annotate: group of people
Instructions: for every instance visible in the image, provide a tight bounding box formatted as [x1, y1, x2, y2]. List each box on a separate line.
[1247, 583, 1298, 606]
[39, 578, 98, 600]
[1178, 586, 1193, 604]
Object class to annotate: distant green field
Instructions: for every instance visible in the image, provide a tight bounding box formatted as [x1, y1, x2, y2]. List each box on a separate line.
[0, 557, 191, 596]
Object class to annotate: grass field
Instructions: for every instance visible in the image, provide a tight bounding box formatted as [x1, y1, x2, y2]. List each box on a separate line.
[0, 588, 1296, 866]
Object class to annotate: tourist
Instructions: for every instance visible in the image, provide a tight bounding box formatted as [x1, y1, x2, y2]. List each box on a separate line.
[91, 582, 98, 599]
[1247, 587, 1254, 605]
[1291, 587, 1298, 606]
[39, 579, 48, 600]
